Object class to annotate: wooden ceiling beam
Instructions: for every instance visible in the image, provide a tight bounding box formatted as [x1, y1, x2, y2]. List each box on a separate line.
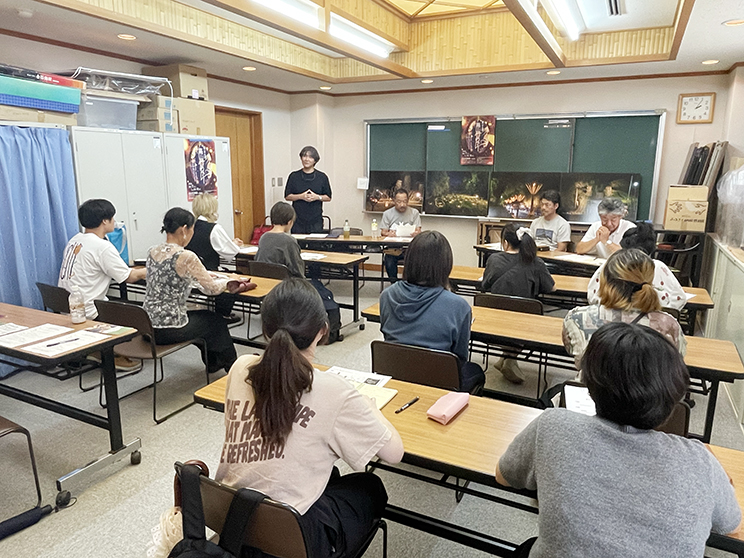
[202, 0, 419, 78]
[669, 0, 696, 60]
[502, 0, 566, 68]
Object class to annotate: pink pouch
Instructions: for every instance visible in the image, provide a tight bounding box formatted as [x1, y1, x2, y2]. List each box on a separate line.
[426, 392, 470, 425]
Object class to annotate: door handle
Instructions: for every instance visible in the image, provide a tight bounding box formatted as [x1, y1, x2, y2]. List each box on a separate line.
[234, 209, 243, 215]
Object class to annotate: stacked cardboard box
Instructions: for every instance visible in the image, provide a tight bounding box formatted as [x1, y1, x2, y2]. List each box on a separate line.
[0, 104, 77, 125]
[663, 185, 709, 232]
[139, 64, 215, 135]
[137, 96, 178, 132]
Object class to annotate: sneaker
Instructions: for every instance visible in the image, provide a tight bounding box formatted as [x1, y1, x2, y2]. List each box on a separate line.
[499, 359, 524, 384]
[490, 357, 505, 371]
[114, 356, 141, 372]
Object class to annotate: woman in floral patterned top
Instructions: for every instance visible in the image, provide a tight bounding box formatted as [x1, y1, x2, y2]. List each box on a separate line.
[563, 248, 686, 372]
[143, 208, 237, 374]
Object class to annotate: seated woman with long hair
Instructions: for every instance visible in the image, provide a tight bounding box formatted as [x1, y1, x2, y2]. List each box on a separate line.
[216, 278, 403, 558]
[379, 230, 485, 393]
[481, 223, 555, 384]
[498, 323, 740, 558]
[563, 248, 686, 370]
[143, 207, 237, 374]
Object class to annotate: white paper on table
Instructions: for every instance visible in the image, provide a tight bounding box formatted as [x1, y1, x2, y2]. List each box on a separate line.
[85, 323, 131, 335]
[478, 276, 484, 281]
[555, 254, 604, 265]
[239, 246, 258, 254]
[307, 233, 329, 238]
[325, 366, 391, 387]
[0, 323, 28, 336]
[292, 234, 309, 240]
[23, 330, 110, 357]
[357, 177, 369, 190]
[484, 242, 502, 250]
[395, 223, 416, 237]
[0, 324, 73, 348]
[389, 236, 413, 242]
[564, 385, 596, 416]
[301, 253, 326, 261]
[685, 292, 696, 301]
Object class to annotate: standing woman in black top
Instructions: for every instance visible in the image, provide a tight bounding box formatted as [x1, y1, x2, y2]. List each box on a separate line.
[284, 146, 332, 234]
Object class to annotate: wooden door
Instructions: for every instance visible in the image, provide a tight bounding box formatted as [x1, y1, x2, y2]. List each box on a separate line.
[215, 108, 265, 241]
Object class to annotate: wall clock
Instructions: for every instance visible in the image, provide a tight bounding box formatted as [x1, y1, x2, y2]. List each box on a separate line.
[677, 93, 715, 124]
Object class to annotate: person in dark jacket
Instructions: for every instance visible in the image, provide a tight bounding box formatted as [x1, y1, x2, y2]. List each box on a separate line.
[379, 230, 484, 393]
[482, 223, 555, 384]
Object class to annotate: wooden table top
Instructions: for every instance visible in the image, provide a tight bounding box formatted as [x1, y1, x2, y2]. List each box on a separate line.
[361, 303, 744, 378]
[301, 251, 369, 266]
[217, 273, 281, 299]
[296, 235, 413, 246]
[0, 302, 137, 362]
[474, 246, 604, 268]
[195, 370, 743, 538]
[449, 266, 714, 308]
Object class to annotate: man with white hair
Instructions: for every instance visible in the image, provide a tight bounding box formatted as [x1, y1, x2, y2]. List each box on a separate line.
[575, 197, 636, 257]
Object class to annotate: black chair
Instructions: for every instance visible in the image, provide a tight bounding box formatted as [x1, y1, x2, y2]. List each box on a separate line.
[371, 340, 462, 392]
[174, 461, 387, 558]
[247, 261, 290, 280]
[655, 400, 691, 437]
[94, 300, 209, 424]
[472, 293, 548, 397]
[321, 215, 332, 234]
[35, 282, 100, 388]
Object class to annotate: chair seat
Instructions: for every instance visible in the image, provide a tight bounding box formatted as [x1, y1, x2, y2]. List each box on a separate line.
[0, 415, 26, 438]
[112, 335, 195, 361]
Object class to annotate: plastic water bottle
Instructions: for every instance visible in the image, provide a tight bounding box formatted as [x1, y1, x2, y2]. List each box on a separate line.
[343, 219, 351, 240]
[371, 219, 379, 239]
[69, 287, 86, 324]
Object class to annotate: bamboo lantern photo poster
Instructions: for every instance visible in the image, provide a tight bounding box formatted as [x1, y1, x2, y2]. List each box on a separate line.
[460, 116, 495, 165]
[184, 139, 218, 201]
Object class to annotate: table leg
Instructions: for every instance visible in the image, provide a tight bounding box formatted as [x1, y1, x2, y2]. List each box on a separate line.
[352, 263, 360, 324]
[700, 380, 719, 444]
[100, 347, 124, 451]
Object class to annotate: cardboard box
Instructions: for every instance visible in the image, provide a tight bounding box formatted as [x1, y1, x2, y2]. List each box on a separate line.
[177, 98, 215, 136]
[141, 64, 208, 100]
[663, 200, 708, 231]
[145, 95, 175, 109]
[137, 106, 176, 121]
[667, 185, 709, 202]
[0, 103, 77, 125]
[137, 110, 179, 133]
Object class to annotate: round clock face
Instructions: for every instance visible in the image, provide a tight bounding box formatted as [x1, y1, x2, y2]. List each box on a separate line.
[680, 95, 713, 122]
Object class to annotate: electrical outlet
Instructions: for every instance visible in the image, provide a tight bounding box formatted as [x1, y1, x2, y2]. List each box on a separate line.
[278, 177, 284, 187]
[272, 177, 276, 186]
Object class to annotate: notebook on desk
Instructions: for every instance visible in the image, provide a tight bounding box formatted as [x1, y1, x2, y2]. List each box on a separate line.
[353, 383, 398, 410]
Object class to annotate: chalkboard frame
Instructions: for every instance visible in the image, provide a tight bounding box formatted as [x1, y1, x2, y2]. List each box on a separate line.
[364, 110, 666, 223]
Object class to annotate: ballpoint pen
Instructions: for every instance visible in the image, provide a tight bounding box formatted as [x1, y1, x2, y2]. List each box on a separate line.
[46, 338, 79, 347]
[395, 396, 419, 414]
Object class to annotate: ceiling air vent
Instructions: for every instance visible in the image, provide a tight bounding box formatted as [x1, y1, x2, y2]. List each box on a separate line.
[607, 0, 622, 16]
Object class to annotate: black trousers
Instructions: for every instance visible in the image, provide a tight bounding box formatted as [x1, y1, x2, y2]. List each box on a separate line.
[153, 310, 237, 374]
[292, 218, 323, 234]
[299, 467, 387, 558]
[460, 361, 485, 393]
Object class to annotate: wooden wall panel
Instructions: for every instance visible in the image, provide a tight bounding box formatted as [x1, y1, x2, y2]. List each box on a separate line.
[330, 0, 410, 48]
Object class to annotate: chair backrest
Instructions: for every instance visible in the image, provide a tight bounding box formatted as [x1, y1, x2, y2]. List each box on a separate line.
[235, 254, 251, 275]
[94, 299, 155, 339]
[371, 340, 460, 391]
[474, 293, 543, 315]
[328, 227, 363, 237]
[662, 307, 681, 321]
[249, 261, 290, 280]
[654, 400, 691, 437]
[321, 215, 332, 233]
[174, 462, 308, 558]
[36, 282, 70, 314]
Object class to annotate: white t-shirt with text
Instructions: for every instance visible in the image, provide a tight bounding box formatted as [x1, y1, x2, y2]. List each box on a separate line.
[215, 355, 393, 514]
[58, 232, 131, 319]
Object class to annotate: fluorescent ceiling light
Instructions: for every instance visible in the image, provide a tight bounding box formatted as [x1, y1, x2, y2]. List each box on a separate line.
[252, 0, 320, 29]
[329, 13, 395, 58]
[540, 0, 585, 41]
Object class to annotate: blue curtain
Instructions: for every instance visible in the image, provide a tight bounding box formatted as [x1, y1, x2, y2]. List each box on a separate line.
[0, 126, 78, 309]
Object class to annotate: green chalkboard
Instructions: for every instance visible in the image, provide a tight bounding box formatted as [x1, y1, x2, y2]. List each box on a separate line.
[572, 116, 659, 220]
[369, 123, 427, 171]
[426, 121, 491, 172]
[494, 119, 573, 172]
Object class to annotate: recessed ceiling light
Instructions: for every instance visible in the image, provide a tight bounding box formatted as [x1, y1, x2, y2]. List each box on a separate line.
[117, 33, 136, 41]
[16, 8, 33, 18]
[319, 86, 332, 90]
[242, 66, 257, 71]
[702, 59, 720, 65]
[546, 70, 561, 75]
[723, 19, 744, 26]
[421, 79, 434, 84]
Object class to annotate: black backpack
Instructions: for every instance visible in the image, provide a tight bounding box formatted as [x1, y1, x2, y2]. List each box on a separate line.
[310, 279, 342, 344]
[169, 464, 265, 558]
